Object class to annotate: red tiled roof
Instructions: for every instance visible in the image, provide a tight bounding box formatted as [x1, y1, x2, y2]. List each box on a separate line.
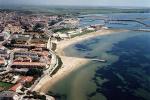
[0, 60, 4, 65]
[9, 83, 22, 92]
[36, 51, 49, 56]
[12, 62, 46, 67]
[19, 76, 33, 83]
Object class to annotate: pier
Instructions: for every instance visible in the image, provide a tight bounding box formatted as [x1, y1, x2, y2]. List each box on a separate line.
[88, 58, 107, 62]
[133, 29, 150, 32]
[106, 19, 150, 27]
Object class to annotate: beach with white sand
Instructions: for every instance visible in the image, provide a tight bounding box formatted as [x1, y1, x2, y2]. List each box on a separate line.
[33, 29, 128, 94]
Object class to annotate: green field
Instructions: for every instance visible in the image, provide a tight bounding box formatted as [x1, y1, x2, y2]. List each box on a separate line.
[71, 30, 95, 38]
[53, 28, 71, 33]
[1, 5, 149, 16]
[0, 82, 13, 91]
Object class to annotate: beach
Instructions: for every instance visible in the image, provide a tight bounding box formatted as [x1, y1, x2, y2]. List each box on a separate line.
[0, 6, 149, 100]
[56, 29, 125, 56]
[32, 29, 127, 94]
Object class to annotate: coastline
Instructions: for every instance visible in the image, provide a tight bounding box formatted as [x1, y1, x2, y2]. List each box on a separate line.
[56, 29, 127, 56]
[33, 29, 128, 93]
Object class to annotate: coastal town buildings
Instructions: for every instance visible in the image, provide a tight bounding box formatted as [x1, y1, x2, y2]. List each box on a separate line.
[0, 91, 20, 100]
[0, 10, 65, 100]
[0, 9, 106, 100]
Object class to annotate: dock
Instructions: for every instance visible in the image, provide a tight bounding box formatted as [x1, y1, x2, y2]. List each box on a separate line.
[133, 29, 150, 32]
[88, 58, 107, 62]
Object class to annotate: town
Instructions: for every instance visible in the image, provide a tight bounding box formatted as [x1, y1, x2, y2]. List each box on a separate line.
[0, 10, 106, 100]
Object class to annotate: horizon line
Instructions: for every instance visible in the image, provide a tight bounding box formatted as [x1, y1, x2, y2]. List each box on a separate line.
[0, 4, 150, 9]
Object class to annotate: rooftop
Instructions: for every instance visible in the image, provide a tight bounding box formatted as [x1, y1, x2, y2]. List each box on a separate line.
[0, 90, 17, 97]
[18, 76, 33, 83]
[9, 83, 22, 92]
[12, 62, 46, 68]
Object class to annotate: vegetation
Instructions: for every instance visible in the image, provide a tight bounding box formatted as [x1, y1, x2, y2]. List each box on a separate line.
[24, 91, 46, 100]
[53, 28, 71, 33]
[51, 42, 57, 51]
[24, 82, 33, 88]
[0, 82, 13, 90]
[1, 6, 149, 16]
[71, 30, 95, 38]
[47, 91, 67, 100]
[48, 20, 58, 26]
[26, 68, 43, 77]
[33, 23, 44, 32]
[50, 55, 63, 76]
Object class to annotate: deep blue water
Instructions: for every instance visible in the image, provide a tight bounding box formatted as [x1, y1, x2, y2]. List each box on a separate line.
[50, 13, 150, 100]
[89, 34, 150, 100]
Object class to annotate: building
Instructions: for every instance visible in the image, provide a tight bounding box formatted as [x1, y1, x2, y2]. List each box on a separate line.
[9, 83, 22, 92]
[53, 32, 70, 39]
[0, 47, 10, 60]
[0, 91, 20, 100]
[9, 76, 33, 92]
[90, 24, 104, 31]
[14, 51, 40, 62]
[14, 57, 32, 62]
[11, 62, 46, 69]
[0, 58, 5, 67]
[4, 24, 23, 34]
[18, 76, 33, 83]
[0, 33, 4, 41]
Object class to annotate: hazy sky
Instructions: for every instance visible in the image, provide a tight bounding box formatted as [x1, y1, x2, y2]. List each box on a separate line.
[0, 0, 149, 7]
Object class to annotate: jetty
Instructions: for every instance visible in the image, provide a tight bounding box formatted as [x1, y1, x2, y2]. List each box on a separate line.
[88, 58, 107, 62]
[133, 29, 150, 32]
[106, 19, 150, 27]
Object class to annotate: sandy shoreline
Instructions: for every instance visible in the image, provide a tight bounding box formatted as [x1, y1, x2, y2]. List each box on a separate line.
[33, 29, 127, 93]
[56, 29, 125, 56]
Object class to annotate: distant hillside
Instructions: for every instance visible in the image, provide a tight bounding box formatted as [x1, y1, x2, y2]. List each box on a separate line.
[0, 5, 150, 16]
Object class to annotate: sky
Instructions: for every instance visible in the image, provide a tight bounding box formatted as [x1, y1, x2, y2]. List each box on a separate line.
[0, 0, 149, 7]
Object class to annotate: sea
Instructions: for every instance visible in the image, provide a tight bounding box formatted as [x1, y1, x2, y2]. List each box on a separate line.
[48, 13, 150, 100]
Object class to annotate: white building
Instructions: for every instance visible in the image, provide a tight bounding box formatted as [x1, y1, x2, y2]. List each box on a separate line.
[0, 91, 20, 100]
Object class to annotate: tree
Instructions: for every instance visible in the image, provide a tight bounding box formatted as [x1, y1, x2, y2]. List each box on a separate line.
[33, 23, 44, 32]
[26, 68, 43, 77]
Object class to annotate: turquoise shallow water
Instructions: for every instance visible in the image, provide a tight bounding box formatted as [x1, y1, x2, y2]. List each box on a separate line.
[47, 12, 150, 100]
[48, 31, 150, 100]
[90, 33, 150, 100]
